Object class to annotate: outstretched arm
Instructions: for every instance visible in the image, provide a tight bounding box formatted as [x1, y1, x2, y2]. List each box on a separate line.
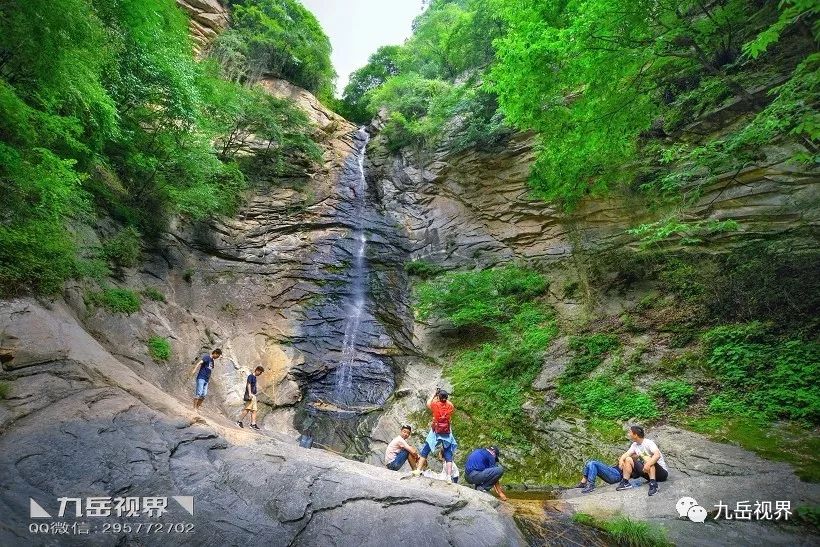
[426, 391, 437, 410]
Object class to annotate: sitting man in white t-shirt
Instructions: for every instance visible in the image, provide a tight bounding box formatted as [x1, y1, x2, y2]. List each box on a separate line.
[384, 425, 420, 471]
[615, 425, 669, 496]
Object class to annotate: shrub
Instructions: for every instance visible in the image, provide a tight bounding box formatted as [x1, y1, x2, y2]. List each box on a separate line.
[89, 288, 141, 314]
[147, 336, 171, 361]
[102, 226, 141, 268]
[562, 333, 620, 382]
[415, 266, 548, 328]
[142, 287, 165, 302]
[0, 381, 9, 399]
[702, 323, 820, 423]
[566, 378, 659, 421]
[652, 380, 695, 411]
[404, 259, 443, 279]
[572, 513, 671, 547]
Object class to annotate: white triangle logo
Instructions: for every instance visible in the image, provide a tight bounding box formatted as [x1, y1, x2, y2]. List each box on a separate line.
[30, 499, 51, 518]
[172, 496, 194, 516]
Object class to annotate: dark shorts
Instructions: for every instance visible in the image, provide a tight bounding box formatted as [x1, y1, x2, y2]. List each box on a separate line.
[420, 441, 454, 462]
[632, 460, 668, 482]
[386, 448, 410, 471]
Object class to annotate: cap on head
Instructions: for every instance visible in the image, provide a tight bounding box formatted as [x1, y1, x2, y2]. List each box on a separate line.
[489, 445, 501, 461]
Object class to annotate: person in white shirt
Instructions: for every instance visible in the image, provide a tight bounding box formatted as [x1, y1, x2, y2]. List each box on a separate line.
[384, 425, 420, 471]
[615, 425, 669, 496]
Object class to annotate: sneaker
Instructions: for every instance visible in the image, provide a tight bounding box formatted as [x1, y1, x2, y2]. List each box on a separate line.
[236, 421, 244, 428]
[251, 423, 261, 430]
[581, 484, 595, 494]
[615, 479, 633, 491]
[574, 481, 587, 489]
[648, 481, 659, 496]
[411, 469, 422, 477]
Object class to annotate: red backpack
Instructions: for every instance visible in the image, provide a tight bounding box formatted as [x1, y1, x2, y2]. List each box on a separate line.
[431, 400, 453, 434]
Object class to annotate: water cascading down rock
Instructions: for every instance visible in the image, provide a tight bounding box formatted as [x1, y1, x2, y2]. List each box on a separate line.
[295, 128, 412, 455]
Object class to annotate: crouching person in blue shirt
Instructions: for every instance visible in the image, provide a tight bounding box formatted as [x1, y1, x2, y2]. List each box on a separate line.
[464, 446, 507, 501]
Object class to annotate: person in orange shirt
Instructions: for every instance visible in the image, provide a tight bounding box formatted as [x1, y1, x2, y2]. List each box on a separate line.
[414, 388, 458, 479]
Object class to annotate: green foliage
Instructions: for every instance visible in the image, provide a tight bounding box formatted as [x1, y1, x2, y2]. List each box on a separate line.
[404, 259, 443, 279]
[0, 381, 9, 399]
[142, 287, 166, 302]
[147, 336, 171, 361]
[562, 334, 620, 383]
[215, 0, 335, 100]
[743, 1, 819, 59]
[0, 0, 321, 295]
[415, 266, 548, 327]
[628, 218, 739, 249]
[702, 322, 820, 422]
[340, 45, 400, 124]
[89, 288, 141, 314]
[414, 265, 555, 448]
[102, 227, 141, 268]
[652, 380, 695, 411]
[565, 378, 659, 421]
[573, 513, 671, 547]
[342, 0, 509, 151]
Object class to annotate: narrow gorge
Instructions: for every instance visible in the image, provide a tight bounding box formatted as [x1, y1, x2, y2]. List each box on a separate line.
[1, 0, 818, 546]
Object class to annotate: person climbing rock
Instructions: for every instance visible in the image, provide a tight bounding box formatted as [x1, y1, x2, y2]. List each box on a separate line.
[464, 446, 506, 501]
[414, 388, 457, 479]
[574, 459, 623, 494]
[384, 425, 420, 471]
[615, 425, 669, 496]
[237, 366, 264, 430]
[191, 348, 222, 412]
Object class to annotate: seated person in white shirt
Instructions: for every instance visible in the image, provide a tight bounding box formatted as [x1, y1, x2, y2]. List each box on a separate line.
[615, 425, 669, 497]
[384, 425, 420, 471]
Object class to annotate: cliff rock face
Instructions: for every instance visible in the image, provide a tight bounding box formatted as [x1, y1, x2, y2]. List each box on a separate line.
[176, 0, 229, 54]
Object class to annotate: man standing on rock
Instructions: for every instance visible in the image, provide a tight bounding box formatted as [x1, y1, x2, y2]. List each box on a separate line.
[384, 425, 420, 471]
[465, 446, 507, 501]
[414, 388, 457, 480]
[191, 348, 222, 412]
[615, 425, 669, 496]
[237, 366, 264, 430]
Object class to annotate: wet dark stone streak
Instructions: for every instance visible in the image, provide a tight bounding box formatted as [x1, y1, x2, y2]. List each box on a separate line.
[292, 129, 416, 453]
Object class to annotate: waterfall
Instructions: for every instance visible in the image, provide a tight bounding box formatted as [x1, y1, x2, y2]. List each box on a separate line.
[333, 128, 370, 405]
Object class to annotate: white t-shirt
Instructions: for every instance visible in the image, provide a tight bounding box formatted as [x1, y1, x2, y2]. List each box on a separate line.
[628, 439, 667, 471]
[384, 435, 412, 464]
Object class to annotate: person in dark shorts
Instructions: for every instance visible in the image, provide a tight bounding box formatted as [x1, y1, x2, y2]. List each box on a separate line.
[237, 366, 264, 430]
[615, 425, 669, 496]
[464, 446, 507, 501]
[191, 348, 222, 411]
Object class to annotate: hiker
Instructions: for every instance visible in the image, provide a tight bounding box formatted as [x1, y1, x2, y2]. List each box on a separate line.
[191, 348, 222, 411]
[615, 425, 669, 496]
[464, 446, 507, 501]
[574, 460, 623, 494]
[384, 425, 420, 471]
[414, 388, 457, 479]
[237, 366, 265, 430]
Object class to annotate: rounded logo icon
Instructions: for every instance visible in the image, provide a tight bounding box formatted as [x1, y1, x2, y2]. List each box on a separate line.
[687, 505, 708, 523]
[676, 497, 699, 518]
